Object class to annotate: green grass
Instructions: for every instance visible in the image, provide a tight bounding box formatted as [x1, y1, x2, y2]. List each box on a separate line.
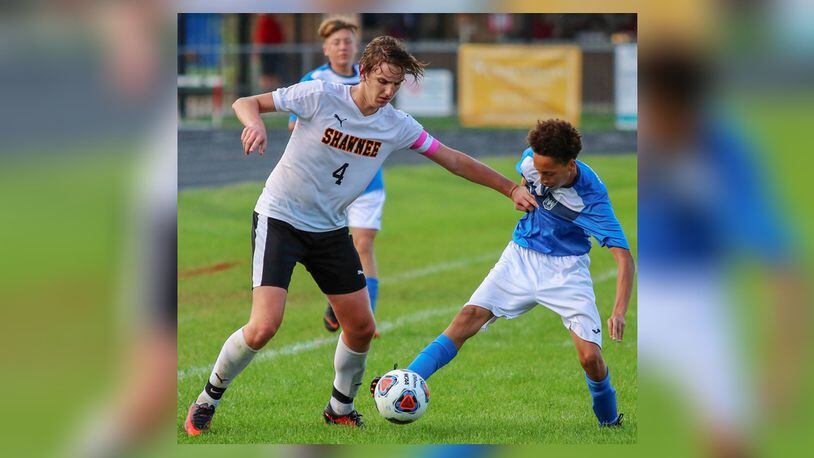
[177, 154, 637, 444]
[184, 112, 617, 133]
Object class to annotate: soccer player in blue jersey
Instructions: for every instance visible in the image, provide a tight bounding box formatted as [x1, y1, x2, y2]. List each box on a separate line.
[289, 17, 386, 337]
[372, 119, 635, 427]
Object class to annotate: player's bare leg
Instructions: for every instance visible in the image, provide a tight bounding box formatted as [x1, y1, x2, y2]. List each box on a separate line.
[351, 228, 379, 281]
[323, 288, 375, 426]
[329, 288, 376, 351]
[243, 286, 287, 349]
[570, 331, 608, 382]
[442, 304, 494, 349]
[185, 286, 286, 436]
[570, 330, 622, 426]
[352, 227, 380, 336]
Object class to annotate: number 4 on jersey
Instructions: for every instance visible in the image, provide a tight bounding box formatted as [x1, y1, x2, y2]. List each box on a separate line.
[332, 163, 349, 185]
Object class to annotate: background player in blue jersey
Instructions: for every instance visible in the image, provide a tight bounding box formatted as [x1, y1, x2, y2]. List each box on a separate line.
[289, 17, 386, 337]
[372, 119, 636, 427]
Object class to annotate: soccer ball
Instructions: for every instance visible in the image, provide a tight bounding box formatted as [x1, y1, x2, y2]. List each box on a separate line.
[373, 369, 430, 424]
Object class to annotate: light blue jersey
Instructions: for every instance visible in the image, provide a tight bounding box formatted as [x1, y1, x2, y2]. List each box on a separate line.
[290, 63, 383, 194]
[513, 148, 629, 256]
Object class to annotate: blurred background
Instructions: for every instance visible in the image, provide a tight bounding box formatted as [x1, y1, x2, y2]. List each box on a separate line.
[177, 13, 636, 125]
[0, 1, 811, 457]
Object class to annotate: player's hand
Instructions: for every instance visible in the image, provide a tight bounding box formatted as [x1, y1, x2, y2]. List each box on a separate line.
[510, 185, 538, 212]
[241, 123, 267, 155]
[607, 313, 625, 341]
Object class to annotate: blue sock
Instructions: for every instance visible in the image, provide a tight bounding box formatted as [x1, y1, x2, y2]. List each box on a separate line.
[585, 369, 619, 424]
[407, 334, 458, 381]
[367, 277, 379, 314]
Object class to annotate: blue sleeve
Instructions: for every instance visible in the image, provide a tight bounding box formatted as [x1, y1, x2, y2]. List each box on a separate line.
[710, 125, 793, 263]
[289, 71, 316, 124]
[574, 197, 630, 250]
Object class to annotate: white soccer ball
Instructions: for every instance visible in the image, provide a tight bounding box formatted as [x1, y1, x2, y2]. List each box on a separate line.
[373, 369, 430, 424]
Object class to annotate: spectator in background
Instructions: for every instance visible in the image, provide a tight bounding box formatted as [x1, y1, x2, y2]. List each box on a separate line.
[253, 14, 284, 92]
[457, 14, 478, 43]
[531, 15, 555, 40]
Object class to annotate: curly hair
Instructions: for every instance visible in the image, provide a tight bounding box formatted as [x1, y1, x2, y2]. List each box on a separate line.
[526, 119, 582, 164]
[359, 36, 426, 81]
[318, 17, 358, 40]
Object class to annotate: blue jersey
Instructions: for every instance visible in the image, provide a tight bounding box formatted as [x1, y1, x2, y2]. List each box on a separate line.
[639, 121, 791, 268]
[512, 148, 629, 256]
[290, 63, 383, 194]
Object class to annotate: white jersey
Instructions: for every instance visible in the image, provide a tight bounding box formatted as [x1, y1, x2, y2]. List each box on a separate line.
[256, 80, 437, 231]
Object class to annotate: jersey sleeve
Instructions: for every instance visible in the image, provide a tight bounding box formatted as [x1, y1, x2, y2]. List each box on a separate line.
[515, 148, 534, 177]
[396, 113, 441, 156]
[288, 72, 317, 124]
[574, 195, 630, 250]
[272, 80, 323, 121]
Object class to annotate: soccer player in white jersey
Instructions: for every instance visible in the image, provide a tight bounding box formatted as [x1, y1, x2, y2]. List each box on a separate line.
[183, 36, 538, 434]
[287, 17, 386, 337]
[371, 119, 635, 427]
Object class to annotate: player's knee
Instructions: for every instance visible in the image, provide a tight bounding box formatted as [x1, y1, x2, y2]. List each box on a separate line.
[451, 306, 488, 336]
[358, 320, 377, 341]
[353, 236, 374, 257]
[344, 318, 376, 342]
[578, 347, 604, 371]
[243, 321, 280, 349]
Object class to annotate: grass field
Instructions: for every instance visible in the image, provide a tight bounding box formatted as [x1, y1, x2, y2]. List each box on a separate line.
[177, 154, 637, 444]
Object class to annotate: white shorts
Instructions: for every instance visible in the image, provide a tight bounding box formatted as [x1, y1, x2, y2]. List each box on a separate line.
[347, 189, 385, 231]
[467, 241, 603, 347]
[639, 269, 750, 428]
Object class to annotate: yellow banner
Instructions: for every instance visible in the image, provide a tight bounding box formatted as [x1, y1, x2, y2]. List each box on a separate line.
[458, 44, 582, 128]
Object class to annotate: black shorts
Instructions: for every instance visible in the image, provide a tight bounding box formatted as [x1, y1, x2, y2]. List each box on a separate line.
[251, 212, 366, 295]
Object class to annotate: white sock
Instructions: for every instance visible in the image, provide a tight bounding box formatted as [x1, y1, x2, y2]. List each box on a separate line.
[196, 327, 258, 407]
[329, 333, 368, 415]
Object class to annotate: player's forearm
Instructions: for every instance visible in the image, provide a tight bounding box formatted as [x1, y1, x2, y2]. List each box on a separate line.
[611, 248, 635, 316]
[451, 150, 516, 198]
[232, 97, 265, 128]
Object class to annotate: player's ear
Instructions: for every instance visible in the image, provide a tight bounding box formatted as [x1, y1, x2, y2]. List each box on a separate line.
[323, 42, 329, 58]
[359, 64, 366, 81]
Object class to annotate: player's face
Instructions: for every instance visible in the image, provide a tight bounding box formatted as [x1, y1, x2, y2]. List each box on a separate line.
[533, 154, 577, 189]
[323, 29, 357, 69]
[362, 63, 405, 107]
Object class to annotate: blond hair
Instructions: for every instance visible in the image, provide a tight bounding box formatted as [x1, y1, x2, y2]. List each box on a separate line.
[318, 17, 359, 40]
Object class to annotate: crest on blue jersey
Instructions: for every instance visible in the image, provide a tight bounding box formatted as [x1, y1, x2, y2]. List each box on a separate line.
[542, 195, 558, 210]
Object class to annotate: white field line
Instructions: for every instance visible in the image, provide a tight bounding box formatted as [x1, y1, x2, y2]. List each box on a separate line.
[379, 251, 502, 285]
[178, 255, 618, 381]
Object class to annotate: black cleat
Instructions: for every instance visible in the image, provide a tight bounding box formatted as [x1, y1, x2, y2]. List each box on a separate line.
[323, 403, 364, 427]
[184, 403, 216, 436]
[369, 376, 381, 397]
[600, 413, 624, 427]
[323, 304, 340, 332]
